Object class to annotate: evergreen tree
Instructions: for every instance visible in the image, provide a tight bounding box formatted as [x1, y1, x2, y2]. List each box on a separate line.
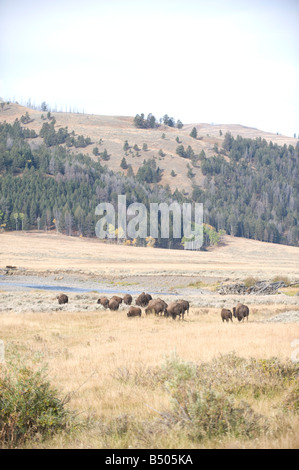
[190, 127, 198, 139]
[120, 157, 128, 169]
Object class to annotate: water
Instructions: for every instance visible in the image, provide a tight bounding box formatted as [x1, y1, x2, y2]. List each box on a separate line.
[0, 280, 176, 296]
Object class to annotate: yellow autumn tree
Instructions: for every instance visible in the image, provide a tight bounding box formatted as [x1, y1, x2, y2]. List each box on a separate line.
[146, 236, 156, 248]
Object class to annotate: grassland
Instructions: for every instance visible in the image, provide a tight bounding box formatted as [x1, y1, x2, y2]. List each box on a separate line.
[0, 232, 299, 449]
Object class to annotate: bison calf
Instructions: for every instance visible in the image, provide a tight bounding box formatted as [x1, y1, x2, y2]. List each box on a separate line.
[221, 308, 233, 322]
[127, 306, 142, 318]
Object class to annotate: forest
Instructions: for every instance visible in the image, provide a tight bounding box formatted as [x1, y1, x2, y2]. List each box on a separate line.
[0, 116, 298, 247]
[192, 133, 299, 246]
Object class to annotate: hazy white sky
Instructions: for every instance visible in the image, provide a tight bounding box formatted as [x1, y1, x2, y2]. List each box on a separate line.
[1, 0, 298, 136]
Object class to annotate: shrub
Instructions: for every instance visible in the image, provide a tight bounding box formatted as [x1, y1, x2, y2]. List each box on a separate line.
[0, 355, 71, 447]
[159, 353, 268, 441]
[271, 275, 290, 286]
[171, 387, 265, 441]
[282, 384, 299, 413]
[243, 276, 259, 288]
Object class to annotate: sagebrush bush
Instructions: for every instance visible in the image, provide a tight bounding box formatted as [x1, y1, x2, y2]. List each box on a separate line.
[0, 355, 71, 447]
[172, 387, 266, 441]
[243, 276, 259, 287]
[159, 353, 267, 441]
[271, 275, 290, 285]
[282, 384, 299, 414]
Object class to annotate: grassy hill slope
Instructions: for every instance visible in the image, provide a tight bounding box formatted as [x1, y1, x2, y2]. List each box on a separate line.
[0, 101, 297, 195]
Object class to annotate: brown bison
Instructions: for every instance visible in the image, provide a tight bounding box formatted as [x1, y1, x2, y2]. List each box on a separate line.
[177, 299, 190, 315]
[57, 294, 68, 305]
[145, 298, 168, 316]
[111, 295, 123, 304]
[221, 308, 233, 322]
[97, 296, 109, 308]
[165, 301, 185, 320]
[136, 292, 152, 307]
[108, 299, 120, 311]
[127, 306, 142, 317]
[233, 303, 249, 322]
[123, 294, 133, 305]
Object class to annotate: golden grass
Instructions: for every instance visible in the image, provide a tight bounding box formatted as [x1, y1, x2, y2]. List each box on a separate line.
[1, 305, 299, 448]
[0, 231, 299, 448]
[1, 231, 299, 280]
[1, 308, 298, 414]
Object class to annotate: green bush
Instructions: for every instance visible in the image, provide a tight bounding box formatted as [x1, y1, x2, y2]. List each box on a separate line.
[243, 276, 259, 287]
[0, 356, 71, 447]
[159, 353, 268, 441]
[173, 388, 265, 441]
[271, 275, 290, 285]
[282, 384, 299, 413]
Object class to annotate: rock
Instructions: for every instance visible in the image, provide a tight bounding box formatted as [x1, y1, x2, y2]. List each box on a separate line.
[265, 311, 299, 323]
[218, 280, 287, 295]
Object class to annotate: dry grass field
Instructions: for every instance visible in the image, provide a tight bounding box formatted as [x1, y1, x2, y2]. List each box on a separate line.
[0, 232, 299, 449]
[1, 231, 299, 279]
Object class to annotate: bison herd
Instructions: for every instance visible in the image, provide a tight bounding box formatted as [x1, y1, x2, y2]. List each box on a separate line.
[57, 292, 249, 323]
[98, 292, 189, 320]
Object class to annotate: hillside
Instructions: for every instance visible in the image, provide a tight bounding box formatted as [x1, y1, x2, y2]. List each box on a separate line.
[0, 101, 298, 247]
[0, 101, 297, 194]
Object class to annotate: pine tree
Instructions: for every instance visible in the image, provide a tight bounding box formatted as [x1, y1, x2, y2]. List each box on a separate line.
[190, 127, 198, 139]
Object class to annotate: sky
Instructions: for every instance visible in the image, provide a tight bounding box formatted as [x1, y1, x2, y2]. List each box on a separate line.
[0, 0, 298, 137]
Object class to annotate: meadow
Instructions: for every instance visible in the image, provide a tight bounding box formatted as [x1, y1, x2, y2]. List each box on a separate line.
[0, 232, 299, 448]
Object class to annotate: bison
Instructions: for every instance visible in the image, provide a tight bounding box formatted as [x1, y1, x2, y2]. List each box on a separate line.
[111, 295, 123, 304]
[123, 294, 133, 305]
[97, 296, 109, 308]
[57, 294, 68, 305]
[145, 298, 168, 316]
[127, 306, 142, 317]
[233, 303, 249, 322]
[136, 292, 152, 307]
[177, 299, 190, 316]
[221, 308, 233, 322]
[165, 301, 185, 320]
[108, 299, 120, 311]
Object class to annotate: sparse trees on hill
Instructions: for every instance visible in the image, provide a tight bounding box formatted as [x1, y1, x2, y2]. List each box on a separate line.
[134, 113, 183, 130]
[133, 113, 158, 129]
